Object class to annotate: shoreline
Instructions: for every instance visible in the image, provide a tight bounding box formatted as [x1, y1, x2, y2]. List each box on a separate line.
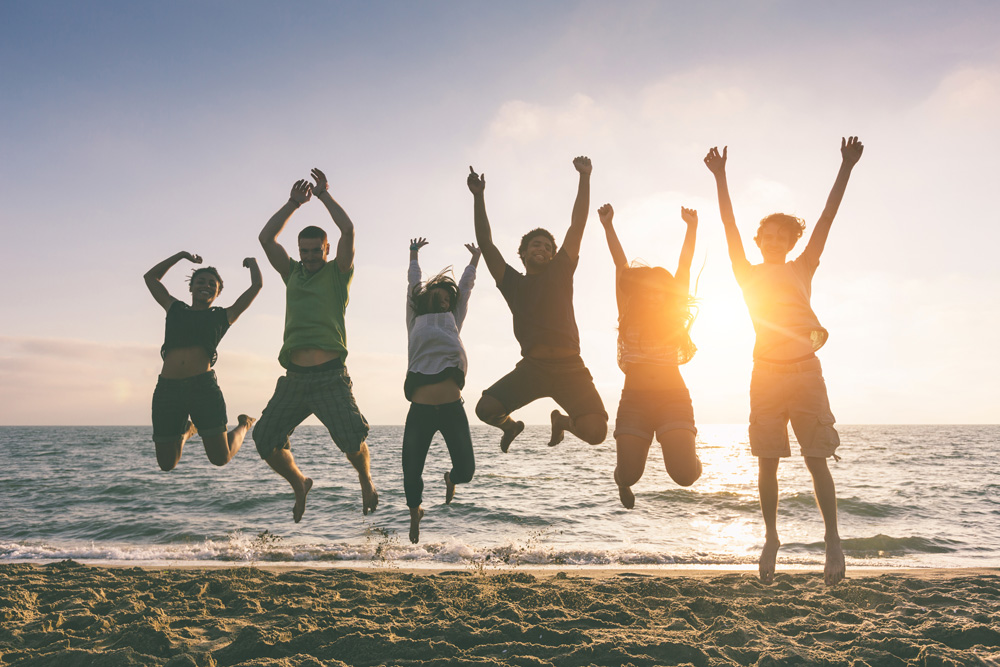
[3, 561, 999, 665]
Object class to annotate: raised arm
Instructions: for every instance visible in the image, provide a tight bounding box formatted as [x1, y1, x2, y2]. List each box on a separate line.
[597, 203, 628, 269]
[455, 243, 480, 329]
[802, 136, 864, 263]
[259, 179, 312, 281]
[310, 168, 355, 273]
[406, 237, 427, 328]
[675, 207, 698, 292]
[561, 156, 592, 260]
[704, 146, 749, 271]
[144, 251, 201, 310]
[467, 166, 506, 284]
[225, 258, 263, 324]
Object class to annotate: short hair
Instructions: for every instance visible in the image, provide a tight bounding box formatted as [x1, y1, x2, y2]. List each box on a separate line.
[410, 270, 460, 315]
[189, 267, 224, 294]
[298, 226, 328, 244]
[754, 213, 806, 247]
[517, 228, 557, 259]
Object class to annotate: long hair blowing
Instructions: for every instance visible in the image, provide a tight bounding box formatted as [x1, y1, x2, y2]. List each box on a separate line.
[618, 264, 697, 363]
[410, 269, 461, 316]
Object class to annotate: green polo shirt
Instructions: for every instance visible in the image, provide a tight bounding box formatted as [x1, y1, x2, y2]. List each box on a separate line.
[279, 259, 353, 368]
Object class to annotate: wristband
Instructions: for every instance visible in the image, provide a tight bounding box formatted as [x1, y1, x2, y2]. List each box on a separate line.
[288, 198, 302, 209]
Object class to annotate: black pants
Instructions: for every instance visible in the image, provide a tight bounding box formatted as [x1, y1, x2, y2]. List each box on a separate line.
[402, 400, 475, 508]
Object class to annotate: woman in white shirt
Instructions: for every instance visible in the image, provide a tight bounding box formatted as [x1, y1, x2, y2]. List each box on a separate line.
[403, 238, 480, 543]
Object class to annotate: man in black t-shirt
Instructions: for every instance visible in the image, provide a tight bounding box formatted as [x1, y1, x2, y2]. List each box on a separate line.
[467, 157, 608, 453]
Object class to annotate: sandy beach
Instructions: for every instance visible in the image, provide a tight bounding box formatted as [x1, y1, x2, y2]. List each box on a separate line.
[1, 562, 998, 666]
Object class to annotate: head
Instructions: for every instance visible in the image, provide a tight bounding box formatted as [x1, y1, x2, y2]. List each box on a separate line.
[298, 226, 330, 273]
[618, 264, 697, 363]
[517, 228, 557, 272]
[754, 213, 805, 263]
[410, 271, 460, 316]
[188, 267, 223, 306]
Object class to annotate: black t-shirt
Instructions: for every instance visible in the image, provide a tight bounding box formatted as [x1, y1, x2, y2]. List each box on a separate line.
[498, 248, 580, 356]
[160, 301, 231, 367]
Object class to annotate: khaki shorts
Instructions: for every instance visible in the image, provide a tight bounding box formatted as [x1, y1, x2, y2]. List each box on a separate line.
[748, 357, 839, 459]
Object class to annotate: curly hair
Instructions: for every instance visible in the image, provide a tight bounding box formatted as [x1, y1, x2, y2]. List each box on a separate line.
[618, 265, 697, 364]
[188, 267, 224, 294]
[410, 270, 461, 316]
[754, 213, 806, 248]
[517, 228, 557, 260]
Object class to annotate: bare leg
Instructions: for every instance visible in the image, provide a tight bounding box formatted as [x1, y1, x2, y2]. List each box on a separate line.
[444, 471, 456, 504]
[409, 506, 424, 544]
[475, 395, 523, 453]
[155, 421, 197, 471]
[805, 455, 844, 585]
[758, 456, 781, 584]
[346, 442, 378, 515]
[549, 411, 608, 446]
[657, 429, 702, 487]
[202, 415, 256, 466]
[265, 448, 313, 523]
[614, 434, 653, 509]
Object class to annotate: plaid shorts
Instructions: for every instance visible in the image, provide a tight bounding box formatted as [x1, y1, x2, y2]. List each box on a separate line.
[253, 360, 370, 459]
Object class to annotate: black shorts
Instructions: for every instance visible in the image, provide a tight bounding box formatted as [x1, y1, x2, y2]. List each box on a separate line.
[613, 386, 696, 443]
[151, 371, 228, 442]
[483, 355, 607, 421]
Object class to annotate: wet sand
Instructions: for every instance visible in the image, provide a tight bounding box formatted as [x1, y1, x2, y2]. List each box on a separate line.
[1, 561, 999, 666]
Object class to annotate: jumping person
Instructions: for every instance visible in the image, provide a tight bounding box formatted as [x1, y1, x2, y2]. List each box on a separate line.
[598, 203, 702, 509]
[467, 158, 608, 452]
[253, 169, 377, 523]
[144, 251, 262, 471]
[403, 238, 480, 543]
[704, 137, 864, 585]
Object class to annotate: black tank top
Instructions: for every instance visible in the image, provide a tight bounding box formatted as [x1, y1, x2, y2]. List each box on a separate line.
[160, 301, 231, 367]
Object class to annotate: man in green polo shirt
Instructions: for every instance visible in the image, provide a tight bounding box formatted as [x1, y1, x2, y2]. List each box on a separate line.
[253, 168, 377, 523]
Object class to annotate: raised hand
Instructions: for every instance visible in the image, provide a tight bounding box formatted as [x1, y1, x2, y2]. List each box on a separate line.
[467, 166, 485, 195]
[681, 207, 698, 226]
[311, 168, 329, 195]
[410, 237, 429, 252]
[573, 155, 593, 175]
[290, 179, 312, 205]
[242, 257, 258, 270]
[465, 243, 482, 264]
[182, 252, 203, 264]
[704, 146, 727, 176]
[841, 136, 864, 166]
[598, 203, 614, 227]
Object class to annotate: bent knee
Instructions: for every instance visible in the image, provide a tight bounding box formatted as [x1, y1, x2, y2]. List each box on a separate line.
[615, 466, 644, 488]
[206, 452, 231, 467]
[475, 396, 506, 424]
[669, 465, 702, 487]
[451, 463, 475, 485]
[577, 417, 608, 444]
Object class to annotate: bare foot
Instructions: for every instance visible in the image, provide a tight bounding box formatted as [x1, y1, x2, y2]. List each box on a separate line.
[825, 538, 845, 586]
[444, 472, 455, 504]
[293, 477, 313, 524]
[362, 481, 379, 516]
[617, 483, 635, 509]
[500, 420, 524, 453]
[238, 414, 256, 430]
[547, 410, 566, 447]
[409, 506, 424, 544]
[759, 537, 780, 584]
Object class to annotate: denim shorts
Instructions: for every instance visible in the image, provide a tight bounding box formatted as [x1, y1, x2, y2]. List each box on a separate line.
[151, 371, 228, 442]
[614, 386, 697, 443]
[749, 356, 840, 458]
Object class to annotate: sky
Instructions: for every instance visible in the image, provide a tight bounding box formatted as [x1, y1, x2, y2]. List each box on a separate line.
[1, 1, 998, 425]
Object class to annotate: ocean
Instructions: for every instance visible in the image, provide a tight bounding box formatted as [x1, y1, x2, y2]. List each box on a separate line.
[1, 424, 997, 569]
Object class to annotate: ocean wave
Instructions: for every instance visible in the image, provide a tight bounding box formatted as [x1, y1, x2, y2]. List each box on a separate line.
[783, 534, 962, 557]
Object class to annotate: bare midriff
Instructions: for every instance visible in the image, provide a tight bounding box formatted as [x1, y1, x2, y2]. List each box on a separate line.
[525, 343, 578, 360]
[622, 362, 685, 392]
[289, 348, 341, 367]
[411, 378, 462, 405]
[160, 347, 212, 379]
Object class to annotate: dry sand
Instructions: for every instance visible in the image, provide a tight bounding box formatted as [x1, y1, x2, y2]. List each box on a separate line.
[2, 561, 999, 666]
